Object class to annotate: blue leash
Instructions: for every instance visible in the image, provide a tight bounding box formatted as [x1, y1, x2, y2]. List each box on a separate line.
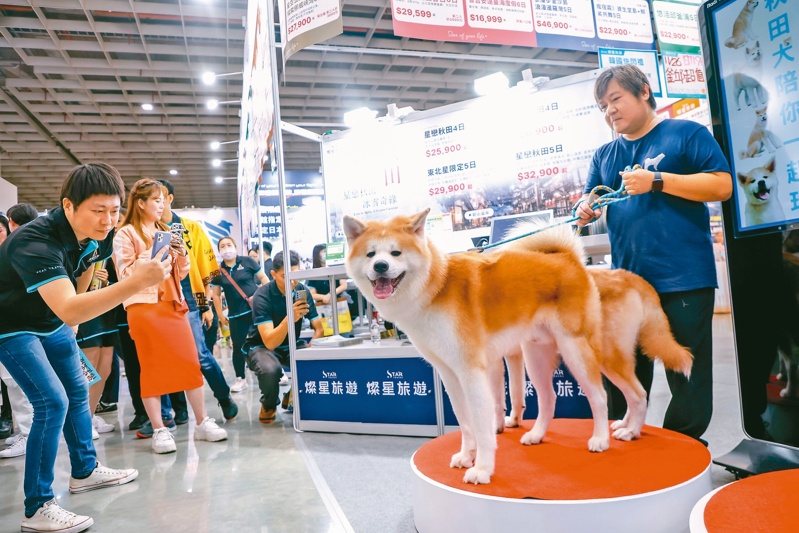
[476, 184, 630, 252]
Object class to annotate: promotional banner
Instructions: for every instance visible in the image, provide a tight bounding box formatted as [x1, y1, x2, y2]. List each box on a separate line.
[653, 0, 703, 54]
[323, 74, 613, 252]
[663, 51, 708, 98]
[598, 47, 663, 97]
[238, 0, 274, 245]
[279, 0, 343, 61]
[390, 0, 654, 51]
[710, 0, 798, 234]
[296, 357, 438, 425]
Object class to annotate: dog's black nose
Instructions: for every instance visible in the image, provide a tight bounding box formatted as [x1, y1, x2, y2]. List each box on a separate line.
[374, 260, 389, 274]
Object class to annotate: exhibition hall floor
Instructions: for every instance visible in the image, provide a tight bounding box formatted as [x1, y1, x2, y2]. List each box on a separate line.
[0, 316, 742, 532]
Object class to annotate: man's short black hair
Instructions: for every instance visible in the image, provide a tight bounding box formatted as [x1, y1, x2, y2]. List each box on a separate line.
[272, 250, 300, 272]
[60, 163, 126, 208]
[7, 203, 39, 226]
[263, 241, 273, 255]
[158, 179, 175, 196]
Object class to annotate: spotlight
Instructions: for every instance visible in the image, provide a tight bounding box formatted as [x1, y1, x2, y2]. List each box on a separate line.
[201, 71, 216, 86]
[212, 159, 222, 168]
[206, 99, 219, 110]
[214, 176, 224, 184]
[210, 141, 221, 150]
[169, 169, 178, 176]
[141, 103, 154, 111]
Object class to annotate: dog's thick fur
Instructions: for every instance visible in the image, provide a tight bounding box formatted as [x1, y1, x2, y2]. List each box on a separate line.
[344, 210, 613, 484]
[502, 269, 693, 441]
[725, 0, 758, 49]
[741, 107, 782, 158]
[737, 157, 783, 226]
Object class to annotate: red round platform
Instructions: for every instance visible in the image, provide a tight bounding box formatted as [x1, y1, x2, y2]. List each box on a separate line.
[414, 419, 711, 499]
[700, 469, 799, 532]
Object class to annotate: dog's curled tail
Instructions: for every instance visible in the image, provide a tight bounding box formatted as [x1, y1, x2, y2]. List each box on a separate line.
[638, 287, 693, 378]
[501, 223, 585, 264]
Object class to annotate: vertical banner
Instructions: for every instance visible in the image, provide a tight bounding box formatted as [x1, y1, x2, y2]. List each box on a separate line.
[279, 0, 343, 61]
[710, 0, 799, 234]
[238, 0, 274, 245]
[598, 48, 663, 97]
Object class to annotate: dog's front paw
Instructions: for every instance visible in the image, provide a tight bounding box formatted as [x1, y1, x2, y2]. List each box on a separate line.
[520, 427, 545, 445]
[588, 436, 610, 452]
[610, 419, 627, 431]
[504, 415, 521, 428]
[612, 427, 638, 441]
[450, 450, 475, 469]
[463, 466, 491, 485]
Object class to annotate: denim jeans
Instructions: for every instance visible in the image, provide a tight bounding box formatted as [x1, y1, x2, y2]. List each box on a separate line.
[187, 310, 230, 403]
[0, 326, 96, 517]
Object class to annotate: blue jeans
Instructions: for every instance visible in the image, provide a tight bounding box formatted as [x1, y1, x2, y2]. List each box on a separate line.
[0, 326, 96, 517]
[187, 310, 230, 403]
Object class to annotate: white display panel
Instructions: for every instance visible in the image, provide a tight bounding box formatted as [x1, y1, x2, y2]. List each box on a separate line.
[322, 72, 614, 252]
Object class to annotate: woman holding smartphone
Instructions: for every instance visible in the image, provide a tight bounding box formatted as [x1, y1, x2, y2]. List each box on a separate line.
[211, 237, 268, 393]
[113, 179, 227, 454]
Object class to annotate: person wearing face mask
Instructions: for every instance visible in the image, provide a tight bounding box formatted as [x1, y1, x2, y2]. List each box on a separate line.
[211, 237, 268, 393]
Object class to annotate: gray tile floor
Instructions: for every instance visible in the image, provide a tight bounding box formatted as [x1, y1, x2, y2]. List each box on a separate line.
[0, 315, 745, 532]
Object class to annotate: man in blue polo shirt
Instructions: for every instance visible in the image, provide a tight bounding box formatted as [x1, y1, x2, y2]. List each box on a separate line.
[245, 251, 323, 423]
[0, 163, 171, 533]
[575, 65, 733, 442]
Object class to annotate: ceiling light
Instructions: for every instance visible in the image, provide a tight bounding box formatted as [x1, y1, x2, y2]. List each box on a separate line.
[214, 176, 224, 184]
[209, 140, 221, 150]
[202, 71, 216, 85]
[206, 98, 219, 110]
[212, 159, 222, 168]
[474, 72, 510, 96]
[343, 107, 378, 128]
[169, 169, 178, 176]
[141, 103, 154, 111]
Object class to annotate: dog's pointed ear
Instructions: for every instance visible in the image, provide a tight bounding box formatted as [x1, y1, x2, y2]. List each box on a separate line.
[737, 172, 748, 184]
[343, 215, 366, 243]
[410, 208, 430, 236]
[766, 157, 776, 173]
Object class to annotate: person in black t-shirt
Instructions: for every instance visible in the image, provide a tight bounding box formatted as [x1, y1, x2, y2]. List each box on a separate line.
[211, 236, 268, 393]
[0, 163, 170, 532]
[244, 250, 323, 423]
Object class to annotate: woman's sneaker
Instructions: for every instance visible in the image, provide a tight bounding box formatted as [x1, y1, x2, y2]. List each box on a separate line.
[151, 428, 177, 454]
[230, 377, 248, 393]
[194, 417, 227, 442]
[93, 415, 115, 434]
[0, 434, 26, 458]
[20, 500, 93, 533]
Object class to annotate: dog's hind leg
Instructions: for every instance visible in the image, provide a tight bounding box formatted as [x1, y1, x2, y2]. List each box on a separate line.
[437, 365, 477, 470]
[519, 340, 559, 445]
[504, 351, 525, 428]
[558, 335, 610, 452]
[603, 362, 647, 441]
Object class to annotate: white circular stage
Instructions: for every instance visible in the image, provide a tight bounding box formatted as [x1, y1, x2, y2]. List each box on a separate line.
[412, 419, 713, 533]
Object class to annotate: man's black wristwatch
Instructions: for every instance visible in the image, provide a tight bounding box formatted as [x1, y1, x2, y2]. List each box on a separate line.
[651, 171, 664, 193]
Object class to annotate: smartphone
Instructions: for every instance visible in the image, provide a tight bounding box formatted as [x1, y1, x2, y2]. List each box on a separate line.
[294, 289, 308, 302]
[151, 231, 172, 259]
[170, 223, 184, 239]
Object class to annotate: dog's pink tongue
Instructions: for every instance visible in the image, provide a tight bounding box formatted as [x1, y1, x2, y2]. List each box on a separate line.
[373, 278, 394, 299]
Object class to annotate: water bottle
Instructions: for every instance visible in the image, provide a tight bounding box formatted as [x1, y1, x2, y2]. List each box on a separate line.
[370, 311, 381, 344]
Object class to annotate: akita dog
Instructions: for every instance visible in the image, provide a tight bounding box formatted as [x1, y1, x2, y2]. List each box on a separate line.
[502, 269, 693, 442]
[344, 209, 609, 485]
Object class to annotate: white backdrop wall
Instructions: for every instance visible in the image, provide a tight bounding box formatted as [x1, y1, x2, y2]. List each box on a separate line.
[0, 177, 18, 213]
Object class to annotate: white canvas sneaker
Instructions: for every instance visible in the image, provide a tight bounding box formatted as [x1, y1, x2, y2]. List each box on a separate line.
[5, 432, 23, 445]
[69, 461, 138, 494]
[92, 415, 115, 434]
[151, 427, 177, 454]
[230, 377, 248, 393]
[91, 428, 99, 441]
[0, 434, 26, 458]
[20, 500, 93, 533]
[194, 417, 227, 442]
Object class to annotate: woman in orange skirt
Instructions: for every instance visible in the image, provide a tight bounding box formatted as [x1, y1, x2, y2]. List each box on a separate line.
[113, 179, 227, 454]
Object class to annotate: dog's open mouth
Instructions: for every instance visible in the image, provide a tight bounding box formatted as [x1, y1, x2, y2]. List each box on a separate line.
[754, 189, 771, 201]
[371, 273, 405, 299]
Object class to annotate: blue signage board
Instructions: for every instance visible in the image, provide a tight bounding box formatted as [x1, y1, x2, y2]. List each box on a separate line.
[296, 357, 437, 425]
[443, 362, 592, 426]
